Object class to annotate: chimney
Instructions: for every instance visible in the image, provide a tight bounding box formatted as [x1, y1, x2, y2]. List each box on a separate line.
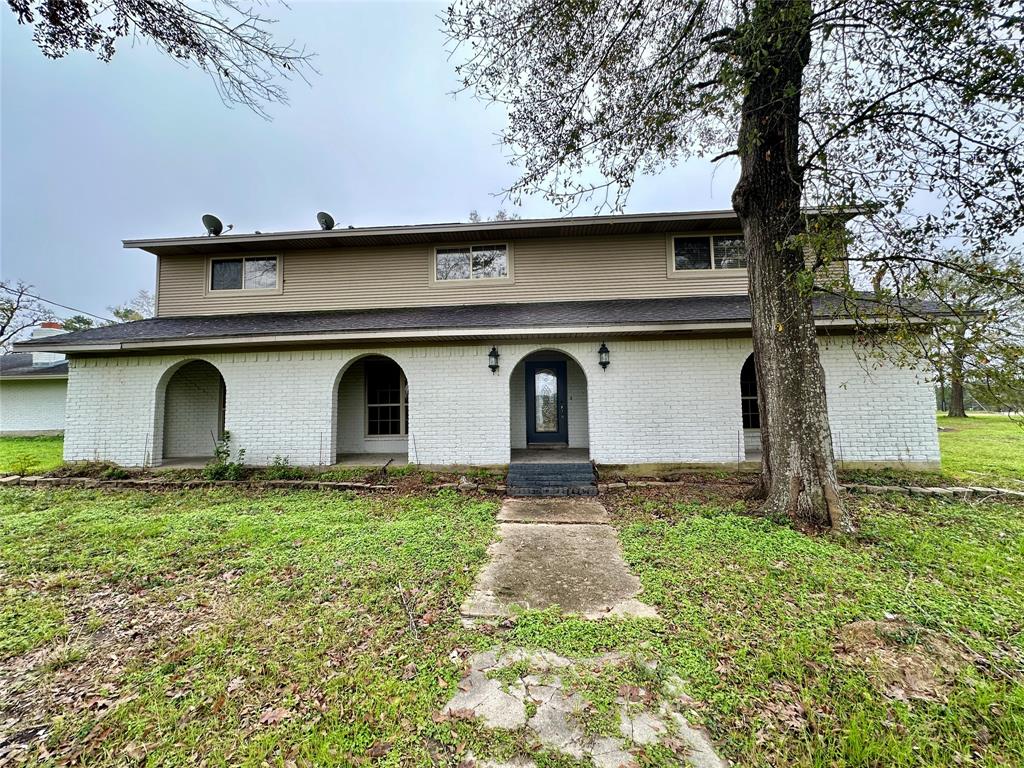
[29, 323, 67, 367]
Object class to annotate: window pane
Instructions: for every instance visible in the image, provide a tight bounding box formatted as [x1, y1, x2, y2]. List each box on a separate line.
[471, 245, 508, 278]
[534, 369, 558, 432]
[713, 236, 747, 269]
[211, 259, 243, 290]
[673, 237, 711, 270]
[742, 398, 761, 429]
[365, 360, 405, 436]
[436, 248, 471, 280]
[243, 258, 278, 289]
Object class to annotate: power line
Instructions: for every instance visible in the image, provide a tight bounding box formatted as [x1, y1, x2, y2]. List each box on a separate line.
[0, 285, 115, 323]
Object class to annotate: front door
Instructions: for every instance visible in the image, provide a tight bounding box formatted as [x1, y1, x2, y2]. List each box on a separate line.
[525, 360, 568, 445]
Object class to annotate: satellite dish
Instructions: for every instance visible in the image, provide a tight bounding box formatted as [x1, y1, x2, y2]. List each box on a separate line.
[202, 214, 224, 236]
[317, 211, 336, 231]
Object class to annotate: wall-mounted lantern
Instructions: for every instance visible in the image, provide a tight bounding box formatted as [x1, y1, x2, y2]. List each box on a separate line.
[598, 342, 610, 370]
[488, 346, 501, 374]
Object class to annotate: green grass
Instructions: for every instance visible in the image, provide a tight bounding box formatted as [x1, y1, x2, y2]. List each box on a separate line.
[1, 485, 1022, 766]
[937, 412, 1024, 487]
[0, 435, 64, 474]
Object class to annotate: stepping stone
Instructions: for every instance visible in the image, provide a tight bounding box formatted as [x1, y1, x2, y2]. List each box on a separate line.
[442, 670, 527, 730]
[619, 705, 668, 745]
[443, 649, 727, 768]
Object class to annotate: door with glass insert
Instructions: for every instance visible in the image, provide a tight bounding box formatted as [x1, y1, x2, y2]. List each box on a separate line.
[525, 360, 568, 445]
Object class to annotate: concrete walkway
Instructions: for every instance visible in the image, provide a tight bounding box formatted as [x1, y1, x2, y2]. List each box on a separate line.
[461, 498, 659, 620]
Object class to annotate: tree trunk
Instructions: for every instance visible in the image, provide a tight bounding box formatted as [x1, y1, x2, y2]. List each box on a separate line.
[947, 332, 968, 417]
[732, 0, 854, 534]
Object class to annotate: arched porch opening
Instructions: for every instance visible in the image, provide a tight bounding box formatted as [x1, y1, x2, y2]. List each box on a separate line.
[741, 353, 762, 460]
[332, 354, 410, 466]
[509, 349, 590, 462]
[156, 359, 226, 464]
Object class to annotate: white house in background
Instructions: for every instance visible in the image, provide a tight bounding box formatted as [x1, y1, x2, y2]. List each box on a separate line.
[14, 210, 941, 469]
[1, 323, 69, 435]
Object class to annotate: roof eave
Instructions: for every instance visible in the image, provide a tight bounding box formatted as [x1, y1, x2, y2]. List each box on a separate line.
[123, 206, 867, 256]
[11, 315, 907, 354]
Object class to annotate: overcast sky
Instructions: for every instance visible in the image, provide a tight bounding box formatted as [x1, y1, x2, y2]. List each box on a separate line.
[1, 1, 738, 320]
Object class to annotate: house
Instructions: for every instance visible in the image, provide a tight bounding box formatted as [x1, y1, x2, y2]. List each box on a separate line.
[14, 210, 940, 471]
[1, 323, 69, 436]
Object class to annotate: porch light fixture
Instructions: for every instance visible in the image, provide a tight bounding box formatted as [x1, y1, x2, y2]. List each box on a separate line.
[598, 342, 610, 370]
[488, 346, 500, 374]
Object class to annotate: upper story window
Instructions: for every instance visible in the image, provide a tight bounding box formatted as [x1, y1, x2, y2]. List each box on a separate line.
[434, 244, 509, 282]
[210, 256, 279, 291]
[672, 235, 747, 272]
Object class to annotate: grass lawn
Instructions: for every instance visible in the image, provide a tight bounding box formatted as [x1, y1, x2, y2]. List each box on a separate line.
[1, 485, 1022, 766]
[937, 413, 1024, 487]
[0, 435, 64, 475]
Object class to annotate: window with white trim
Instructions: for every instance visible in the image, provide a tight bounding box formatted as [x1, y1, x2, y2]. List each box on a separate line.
[210, 256, 279, 291]
[434, 244, 508, 281]
[365, 359, 408, 436]
[672, 235, 747, 271]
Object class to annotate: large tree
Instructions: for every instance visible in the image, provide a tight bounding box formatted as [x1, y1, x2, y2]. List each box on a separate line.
[444, 0, 1024, 532]
[6, 0, 313, 116]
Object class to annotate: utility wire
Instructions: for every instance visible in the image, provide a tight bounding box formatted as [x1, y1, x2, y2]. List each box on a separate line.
[0, 285, 115, 323]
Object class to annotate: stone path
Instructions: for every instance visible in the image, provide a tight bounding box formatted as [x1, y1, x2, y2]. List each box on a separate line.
[461, 498, 659, 621]
[444, 649, 728, 768]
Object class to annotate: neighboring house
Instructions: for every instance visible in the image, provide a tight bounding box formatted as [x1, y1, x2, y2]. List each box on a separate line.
[1, 323, 69, 435]
[14, 210, 940, 469]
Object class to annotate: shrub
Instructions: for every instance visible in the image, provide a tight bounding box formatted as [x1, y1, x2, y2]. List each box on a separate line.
[261, 456, 306, 480]
[6, 453, 40, 476]
[203, 432, 247, 481]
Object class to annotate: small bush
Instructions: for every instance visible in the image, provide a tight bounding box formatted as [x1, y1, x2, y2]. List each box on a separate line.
[260, 456, 307, 481]
[203, 432, 247, 481]
[5, 453, 39, 476]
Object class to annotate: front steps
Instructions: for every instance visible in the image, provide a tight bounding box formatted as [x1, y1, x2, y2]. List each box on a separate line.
[506, 462, 598, 497]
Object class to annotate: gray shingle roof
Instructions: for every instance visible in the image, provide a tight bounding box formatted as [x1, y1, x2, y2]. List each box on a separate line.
[0, 353, 69, 378]
[13, 293, 936, 352]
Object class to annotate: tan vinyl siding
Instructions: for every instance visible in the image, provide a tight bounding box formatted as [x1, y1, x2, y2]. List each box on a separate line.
[155, 233, 849, 317]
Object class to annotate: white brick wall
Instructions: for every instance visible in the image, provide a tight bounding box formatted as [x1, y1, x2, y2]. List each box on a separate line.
[0, 379, 67, 435]
[820, 336, 940, 465]
[62, 337, 939, 468]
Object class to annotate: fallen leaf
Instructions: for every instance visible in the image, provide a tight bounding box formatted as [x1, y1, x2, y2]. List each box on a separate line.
[366, 741, 391, 758]
[124, 743, 146, 760]
[259, 707, 292, 725]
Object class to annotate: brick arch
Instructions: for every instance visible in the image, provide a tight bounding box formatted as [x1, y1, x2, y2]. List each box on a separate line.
[153, 358, 227, 463]
[507, 347, 590, 455]
[329, 353, 411, 464]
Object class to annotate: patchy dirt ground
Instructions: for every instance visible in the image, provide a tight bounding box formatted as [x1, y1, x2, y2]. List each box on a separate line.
[0, 575, 230, 764]
[835, 619, 972, 704]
